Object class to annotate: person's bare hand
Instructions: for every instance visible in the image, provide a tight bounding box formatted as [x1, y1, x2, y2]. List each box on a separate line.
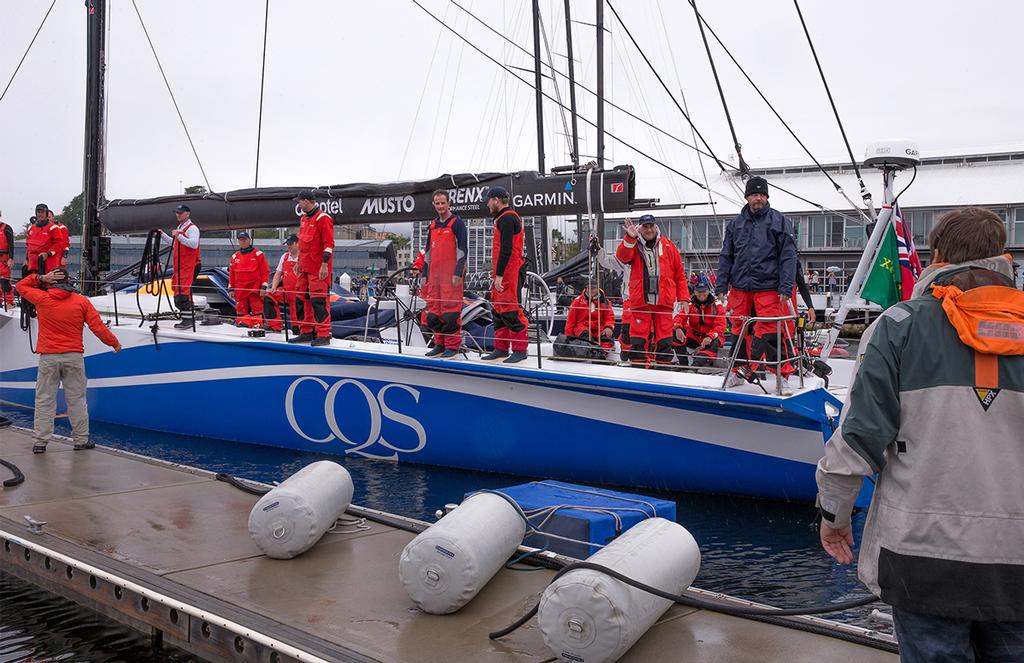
[778, 293, 789, 303]
[494, 275, 504, 292]
[41, 269, 64, 284]
[700, 336, 712, 348]
[318, 263, 329, 281]
[674, 328, 685, 343]
[820, 523, 855, 565]
[623, 218, 639, 238]
[806, 308, 817, 323]
[112, 342, 122, 353]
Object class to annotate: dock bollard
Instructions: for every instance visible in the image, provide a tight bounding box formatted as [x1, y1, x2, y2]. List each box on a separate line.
[248, 461, 353, 559]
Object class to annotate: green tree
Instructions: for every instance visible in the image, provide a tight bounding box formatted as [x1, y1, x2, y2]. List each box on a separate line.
[53, 192, 85, 235]
[385, 232, 410, 250]
[184, 184, 208, 195]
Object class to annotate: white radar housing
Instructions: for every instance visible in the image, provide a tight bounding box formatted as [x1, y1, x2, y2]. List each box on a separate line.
[863, 139, 921, 169]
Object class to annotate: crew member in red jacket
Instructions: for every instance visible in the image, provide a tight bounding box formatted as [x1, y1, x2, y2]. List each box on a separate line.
[565, 283, 616, 348]
[673, 276, 725, 367]
[48, 209, 70, 268]
[160, 204, 202, 329]
[616, 214, 689, 367]
[288, 191, 334, 346]
[411, 190, 468, 358]
[17, 269, 121, 454]
[228, 232, 270, 328]
[264, 234, 300, 333]
[0, 217, 14, 308]
[480, 186, 529, 364]
[25, 203, 62, 276]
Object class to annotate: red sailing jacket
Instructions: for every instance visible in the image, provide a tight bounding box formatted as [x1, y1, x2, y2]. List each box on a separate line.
[229, 248, 270, 290]
[615, 233, 688, 310]
[298, 209, 335, 274]
[53, 223, 70, 266]
[25, 222, 62, 272]
[0, 221, 12, 267]
[16, 274, 119, 354]
[565, 290, 616, 338]
[674, 298, 727, 343]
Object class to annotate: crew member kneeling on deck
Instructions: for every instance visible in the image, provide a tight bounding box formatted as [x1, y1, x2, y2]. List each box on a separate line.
[17, 269, 121, 454]
[265, 234, 300, 333]
[565, 282, 615, 349]
[716, 177, 797, 386]
[411, 189, 468, 359]
[481, 186, 529, 364]
[616, 214, 689, 368]
[160, 204, 202, 330]
[228, 232, 270, 328]
[673, 276, 725, 367]
[288, 191, 334, 347]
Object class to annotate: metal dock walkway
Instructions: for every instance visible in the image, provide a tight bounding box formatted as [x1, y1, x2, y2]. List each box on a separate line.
[0, 426, 897, 662]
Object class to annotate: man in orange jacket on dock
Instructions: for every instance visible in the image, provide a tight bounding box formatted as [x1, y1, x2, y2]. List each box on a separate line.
[228, 231, 270, 328]
[616, 214, 689, 367]
[17, 269, 121, 454]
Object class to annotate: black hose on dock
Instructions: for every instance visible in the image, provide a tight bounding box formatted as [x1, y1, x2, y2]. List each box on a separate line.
[490, 560, 882, 640]
[1, 459, 25, 488]
[215, 472, 269, 496]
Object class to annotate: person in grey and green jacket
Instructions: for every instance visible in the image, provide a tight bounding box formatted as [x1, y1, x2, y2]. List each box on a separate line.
[816, 207, 1024, 662]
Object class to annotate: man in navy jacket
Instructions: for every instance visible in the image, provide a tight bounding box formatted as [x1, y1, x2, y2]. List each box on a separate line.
[716, 177, 797, 385]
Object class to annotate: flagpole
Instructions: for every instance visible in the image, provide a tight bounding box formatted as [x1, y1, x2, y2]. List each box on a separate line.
[819, 167, 897, 359]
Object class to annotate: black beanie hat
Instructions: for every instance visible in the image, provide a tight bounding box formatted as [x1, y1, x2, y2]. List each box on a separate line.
[744, 176, 769, 198]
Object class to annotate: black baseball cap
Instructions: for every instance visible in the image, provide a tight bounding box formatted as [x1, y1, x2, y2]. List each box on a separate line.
[174, 204, 191, 213]
[484, 186, 509, 200]
[295, 190, 316, 201]
[284, 234, 299, 245]
[35, 203, 48, 212]
[237, 231, 251, 239]
[639, 214, 657, 226]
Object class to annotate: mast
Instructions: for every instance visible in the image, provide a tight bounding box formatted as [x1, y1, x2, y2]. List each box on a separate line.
[81, 0, 107, 296]
[531, 0, 550, 272]
[595, 0, 606, 241]
[564, 0, 583, 248]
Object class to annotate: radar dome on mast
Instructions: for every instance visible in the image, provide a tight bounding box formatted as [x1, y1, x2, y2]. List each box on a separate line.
[863, 139, 920, 169]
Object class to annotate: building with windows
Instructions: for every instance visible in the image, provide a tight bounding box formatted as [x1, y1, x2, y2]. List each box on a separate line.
[600, 150, 1024, 290]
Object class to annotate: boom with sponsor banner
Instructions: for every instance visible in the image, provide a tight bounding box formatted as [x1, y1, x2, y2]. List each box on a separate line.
[100, 167, 636, 233]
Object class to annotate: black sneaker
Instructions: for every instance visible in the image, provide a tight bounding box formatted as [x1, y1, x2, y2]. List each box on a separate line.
[288, 333, 315, 344]
[424, 345, 445, 358]
[173, 319, 194, 329]
[32, 445, 46, 454]
[73, 440, 95, 451]
[439, 349, 458, 359]
[310, 336, 331, 347]
[503, 351, 529, 364]
[480, 349, 509, 362]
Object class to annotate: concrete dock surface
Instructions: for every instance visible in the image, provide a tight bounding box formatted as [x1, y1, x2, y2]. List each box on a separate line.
[0, 426, 897, 662]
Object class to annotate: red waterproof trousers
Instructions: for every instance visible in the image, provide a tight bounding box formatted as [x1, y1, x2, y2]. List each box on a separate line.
[627, 304, 675, 367]
[726, 289, 794, 376]
[297, 271, 331, 339]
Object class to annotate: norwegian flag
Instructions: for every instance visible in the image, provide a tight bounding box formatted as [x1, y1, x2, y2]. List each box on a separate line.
[892, 202, 922, 300]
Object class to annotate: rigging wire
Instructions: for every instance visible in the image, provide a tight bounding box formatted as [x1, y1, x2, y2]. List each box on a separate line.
[604, 0, 730, 172]
[0, 0, 58, 105]
[435, 1, 471, 173]
[447, 0, 720, 165]
[792, 0, 866, 190]
[254, 0, 270, 187]
[409, 0, 708, 189]
[686, 0, 872, 223]
[537, 7, 573, 160]
[130, 0, 212, 192]
[398, 3, 450, 178]
[690, 0, 748, 178]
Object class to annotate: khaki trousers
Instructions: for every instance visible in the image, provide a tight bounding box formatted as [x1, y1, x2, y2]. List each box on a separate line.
[34, 352, 90, 447]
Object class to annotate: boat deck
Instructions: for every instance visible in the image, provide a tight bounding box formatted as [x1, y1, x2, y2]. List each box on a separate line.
[0, 426, 894, 662]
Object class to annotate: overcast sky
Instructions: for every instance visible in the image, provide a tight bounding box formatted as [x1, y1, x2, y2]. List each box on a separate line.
[1, 0, 1021, 233]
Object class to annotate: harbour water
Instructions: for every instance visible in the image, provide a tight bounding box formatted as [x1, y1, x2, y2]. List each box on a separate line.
[0, 405, 879, 662]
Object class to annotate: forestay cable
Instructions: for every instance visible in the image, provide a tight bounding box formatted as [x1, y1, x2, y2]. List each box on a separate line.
[0, 0, 58, 105]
